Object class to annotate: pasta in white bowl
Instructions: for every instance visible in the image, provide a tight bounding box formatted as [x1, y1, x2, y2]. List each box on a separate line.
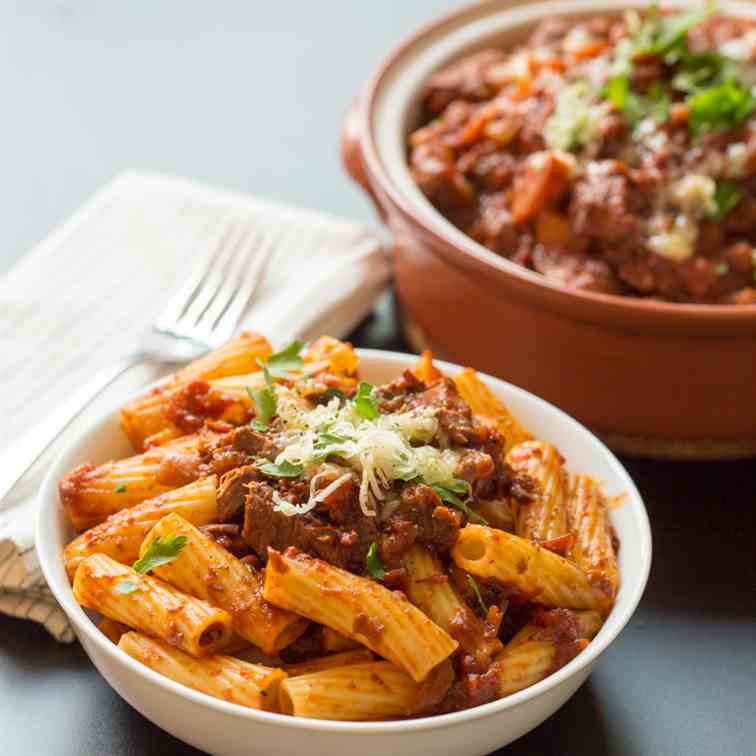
[37, 338, 651, 756]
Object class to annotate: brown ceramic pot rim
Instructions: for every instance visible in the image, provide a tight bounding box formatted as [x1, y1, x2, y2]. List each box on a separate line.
[355, 0, 756, 333]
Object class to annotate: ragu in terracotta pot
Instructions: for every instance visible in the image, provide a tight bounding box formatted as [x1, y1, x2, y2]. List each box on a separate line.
[342, 0, 756, 459]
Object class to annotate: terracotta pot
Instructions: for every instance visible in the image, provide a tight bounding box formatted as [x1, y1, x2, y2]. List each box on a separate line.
[342, 0, 756, 459]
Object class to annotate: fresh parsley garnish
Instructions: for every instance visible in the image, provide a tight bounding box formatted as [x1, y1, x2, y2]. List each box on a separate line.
[671, 50, 738, 93]
[638, 2, 716, 57]
[132, 534, 188, 575]
[366, 542, 385, 581]
[713, 262, 730, 276]
[114, 579, 138, 595]
[431, 480, 488, 525]
[688, 79, 756, 136]
[467, 574, 488, 614]
[604, 2, 730, 133]
[261, 340, 305, 379]
[316, 432, 351, 446]
[711, 180, 744, 220]
[605, 63, 669, 128]
[114, 484, 127, 493]
[353, 381, 380, 420]
[247, 365, 277, 430]
[259, 460, 304, 478]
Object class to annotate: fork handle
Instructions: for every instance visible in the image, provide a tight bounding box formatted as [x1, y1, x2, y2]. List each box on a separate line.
[0, 355, 142, 505]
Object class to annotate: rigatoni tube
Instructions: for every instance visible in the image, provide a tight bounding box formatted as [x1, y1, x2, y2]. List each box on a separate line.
[120, 332, 272, 451]
[402, 543, 500, 658]
[73, 554, 233, 656]
[64, 476, 218, 579]
[278, 662, 421, 720]
[507, 441, 568, 544]
[119, 632, 286, 711]
[263, 548, 458, 682]
[451, 525, 610, 613]
[566, 474, 620, 601]
[59, 432, 206, 532]
[139, 513, 307, 655]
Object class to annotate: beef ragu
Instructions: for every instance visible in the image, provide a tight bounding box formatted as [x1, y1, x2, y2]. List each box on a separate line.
[408, 4, 756, 304]
[62, 335, 621, 720]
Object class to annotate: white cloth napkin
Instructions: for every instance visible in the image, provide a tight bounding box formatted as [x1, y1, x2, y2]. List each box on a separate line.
[0, 171, 389, 642]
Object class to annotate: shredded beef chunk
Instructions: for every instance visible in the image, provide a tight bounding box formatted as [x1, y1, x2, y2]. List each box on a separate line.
[230, 426, 281, 460]
[568, 162, 642, 248]
[243, 481, 376, 572]
[379, 484, 461, 566]
[377, 369, 427, 413]
[217, 464, 260, 522]
[198, 524, 249, 558]
[410, 378, 484, 445]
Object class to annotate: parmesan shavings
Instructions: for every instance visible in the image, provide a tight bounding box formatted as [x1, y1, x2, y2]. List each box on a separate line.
[270, 389, 460, 517]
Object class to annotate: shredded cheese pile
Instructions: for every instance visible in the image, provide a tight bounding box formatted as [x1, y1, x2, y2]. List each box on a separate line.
[270, 391, 460, 516]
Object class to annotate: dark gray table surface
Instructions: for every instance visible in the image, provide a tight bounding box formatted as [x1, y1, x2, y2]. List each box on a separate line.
[1, 2, 755, 755]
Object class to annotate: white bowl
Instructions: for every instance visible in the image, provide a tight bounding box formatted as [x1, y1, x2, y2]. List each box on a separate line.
[37, 349, 652, 756]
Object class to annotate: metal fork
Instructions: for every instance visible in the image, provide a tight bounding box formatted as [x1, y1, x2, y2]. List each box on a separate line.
[0, 218, 275, 505]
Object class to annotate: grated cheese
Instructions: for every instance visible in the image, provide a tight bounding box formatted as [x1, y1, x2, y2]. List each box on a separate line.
[647, 215, 698, 262]
[669, 174, 717, 217]
[271, 389, 461, 516]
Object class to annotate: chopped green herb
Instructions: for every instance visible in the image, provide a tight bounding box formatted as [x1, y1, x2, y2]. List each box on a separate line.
[132, 534, 188, 575]
[250, 419, 268, 432]
[713, 262, 730, 276]
[639, 2, 716, 57]
[247, 365, 277, 430]
[605, 75, 668, 128]
[671, 50, 738, 93]
[114, 484, 127, 494]
[431, 482, 487, 525]
[366, 542, 385, 581]
[259, 460, 304, 478]
[353, 381, 380, 420]
[443, 478, 473, 496]
[113, 579, 138, 595]
[316, 432, 351, 447]
[605, 73, 630, 111]
[605, 2, 725, 132]
[467, 574, 488, 614]
[688, 79, 756, 136]
[711, 181, 745, 220]
[261, 340, 305, 379]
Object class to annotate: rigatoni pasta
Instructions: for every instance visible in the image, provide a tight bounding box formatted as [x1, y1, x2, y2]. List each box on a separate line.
[138, 513, 308, 655]
[263, 548, 458, 682]
[278, 662, 421, 720]
[60, 333, 621, 720]
[402, 544, 500, 659]
[507, 441, 569, 544]
[63, 476, 218, 579]
[59, 432, 208, 532]
[453, 367, 532, 453]
[118, 632, 286, 711]
[73, 554, 233, 656]
[567, 474, 620, 601]
[120, 332, 272, 451]
[285, 649, 374, 677]
[452, 525, 610, 612]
